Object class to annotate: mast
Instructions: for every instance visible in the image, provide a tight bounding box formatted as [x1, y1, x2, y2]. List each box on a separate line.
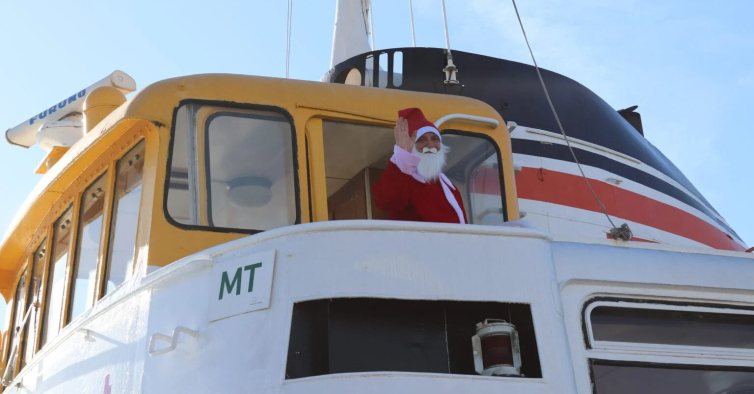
[330, 0, 372, 68]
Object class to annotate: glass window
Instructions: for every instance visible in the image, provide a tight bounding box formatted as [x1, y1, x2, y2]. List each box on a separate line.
[104, 141, 145, 295]
[166, 105, 192, 225]
[590, 305, 754, 349]
[592, 361, 754, 394]
[6, 268, 28, 377]
[205, 110, 297, 230]
[442, 133, 506, 225]
[40, 206, 73, 347]
[166, 105, 299, 233]
[20, 240, 46, 368]
[68, 173, 107, 322]
[322, 121, 506, 224]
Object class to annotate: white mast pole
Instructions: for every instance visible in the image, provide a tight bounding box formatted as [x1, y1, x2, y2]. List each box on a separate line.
[409, 0, 416, 47]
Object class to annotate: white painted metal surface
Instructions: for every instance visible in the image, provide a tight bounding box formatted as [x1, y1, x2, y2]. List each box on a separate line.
[5, 71, 136, 148]
[330, 0, 372, 69]
[3, 221, 752, 393]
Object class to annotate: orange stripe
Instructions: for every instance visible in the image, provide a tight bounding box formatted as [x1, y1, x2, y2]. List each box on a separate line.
[515, 167, 745, 251]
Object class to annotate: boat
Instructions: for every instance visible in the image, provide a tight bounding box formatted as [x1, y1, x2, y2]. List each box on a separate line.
[0, 1, 752, 393]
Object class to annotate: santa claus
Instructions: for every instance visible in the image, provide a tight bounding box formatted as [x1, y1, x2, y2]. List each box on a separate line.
[372, 108, 468, 224]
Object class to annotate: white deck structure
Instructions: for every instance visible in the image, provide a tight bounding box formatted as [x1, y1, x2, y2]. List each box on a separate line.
[4, 221, 752, 393]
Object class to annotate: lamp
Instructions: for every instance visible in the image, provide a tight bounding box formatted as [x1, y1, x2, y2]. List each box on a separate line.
[472, 319, 522, 376]
[226, 176, 272, 208]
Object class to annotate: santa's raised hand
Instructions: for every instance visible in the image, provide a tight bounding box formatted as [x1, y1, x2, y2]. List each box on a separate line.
[394, 117, 415, 152]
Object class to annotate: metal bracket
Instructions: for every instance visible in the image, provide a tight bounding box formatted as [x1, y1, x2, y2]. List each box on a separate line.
[148, 326, 200, 357]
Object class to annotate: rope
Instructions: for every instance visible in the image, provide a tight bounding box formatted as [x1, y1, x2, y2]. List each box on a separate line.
[510, 0, 632, 241]
[286, 0, 293, 78]
[409, 0, 417, 47]
[441, 0, 451, 56]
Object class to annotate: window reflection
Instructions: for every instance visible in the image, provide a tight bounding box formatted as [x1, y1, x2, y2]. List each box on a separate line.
[20, 240, 46, 369]
[205, 111, 296, 230]
[40, 206, 73, 347]
[69, 173, 107, 322]
[104, 141, 145, 295]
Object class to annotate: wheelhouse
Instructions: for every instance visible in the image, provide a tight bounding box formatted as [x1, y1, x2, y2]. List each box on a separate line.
[0, 74, 517, 379]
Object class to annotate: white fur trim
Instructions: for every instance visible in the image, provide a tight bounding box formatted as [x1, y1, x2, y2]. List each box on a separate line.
[415, 125, 441, 141]
[440, 174, 465, 224]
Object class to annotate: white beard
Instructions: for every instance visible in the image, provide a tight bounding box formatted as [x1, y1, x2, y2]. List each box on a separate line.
[413, 144, 449, 181]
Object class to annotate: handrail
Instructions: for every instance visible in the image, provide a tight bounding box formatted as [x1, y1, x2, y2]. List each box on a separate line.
[434, 114, 499, 129]
[148, 326, 200, 357]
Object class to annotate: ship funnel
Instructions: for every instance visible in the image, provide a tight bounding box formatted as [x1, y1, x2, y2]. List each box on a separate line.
[5, 70, 136, 148]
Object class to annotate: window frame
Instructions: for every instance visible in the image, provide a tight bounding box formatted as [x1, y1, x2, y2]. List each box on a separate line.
[588, 358, 754, 394]
[38, 204, 76, 348]
[438, 129, 509, 223]
[584, 299, 754, 360]
[582, 296, 754, 394]
[163, 100, 301, 235]
[66, 170, 111, 324]
[19, 236, 51, 369]
[4, 260, 30, 377]
[101, 139, 147, 298]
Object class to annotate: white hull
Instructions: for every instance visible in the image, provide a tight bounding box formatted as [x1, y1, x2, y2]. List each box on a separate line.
[5, 221, 752, 393]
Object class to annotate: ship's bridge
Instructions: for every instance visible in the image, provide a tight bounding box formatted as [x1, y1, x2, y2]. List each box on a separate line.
[0, 74, 518, 386]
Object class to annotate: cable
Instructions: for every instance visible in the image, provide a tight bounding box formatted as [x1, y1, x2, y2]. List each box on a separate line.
[510, 0, 632, 241]
[409, 0, 417, 47]
[441, 0, 451, 56]
[286, 0, 293, 78]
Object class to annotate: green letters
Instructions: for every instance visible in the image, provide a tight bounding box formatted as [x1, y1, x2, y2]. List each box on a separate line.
[219, 267, 243, 300]
[244, 263, 263, 293]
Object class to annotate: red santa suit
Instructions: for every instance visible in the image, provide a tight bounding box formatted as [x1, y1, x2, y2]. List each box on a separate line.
[372, 145, 468, 224]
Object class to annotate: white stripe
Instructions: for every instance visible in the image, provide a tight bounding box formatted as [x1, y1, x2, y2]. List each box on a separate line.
[440, 174, 465, 224]
[519, 199, 710, 249]
[513, 153, 746, 248]
[415, 125, 441, 141]
[511, 125, 728, 224]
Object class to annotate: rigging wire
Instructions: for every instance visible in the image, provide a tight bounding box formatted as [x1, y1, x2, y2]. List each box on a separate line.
[440, 0, 451, 56]
[286, 0, 293, 78]
[510, 0, 632, 241]
[408, 0, 417, 47]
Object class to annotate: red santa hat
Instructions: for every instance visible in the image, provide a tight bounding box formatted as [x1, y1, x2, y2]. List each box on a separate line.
[398, 108, 441, 142]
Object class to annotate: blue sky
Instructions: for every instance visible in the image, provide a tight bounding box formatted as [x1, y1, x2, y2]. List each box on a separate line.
[1, 0, 752, 248]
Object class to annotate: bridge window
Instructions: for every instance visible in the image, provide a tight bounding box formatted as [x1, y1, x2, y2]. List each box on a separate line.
[585, 299, 754, 394]
[104, 141, 145, 295]
[5, 268, 28, 378]
[322, 121, 506, 224]
[166, 104, 298, 233]
[69, 173, 108, 322]
[20, 240, 46, 368]
[40, 205, 73, 348]
[587, 302, 754, 350]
